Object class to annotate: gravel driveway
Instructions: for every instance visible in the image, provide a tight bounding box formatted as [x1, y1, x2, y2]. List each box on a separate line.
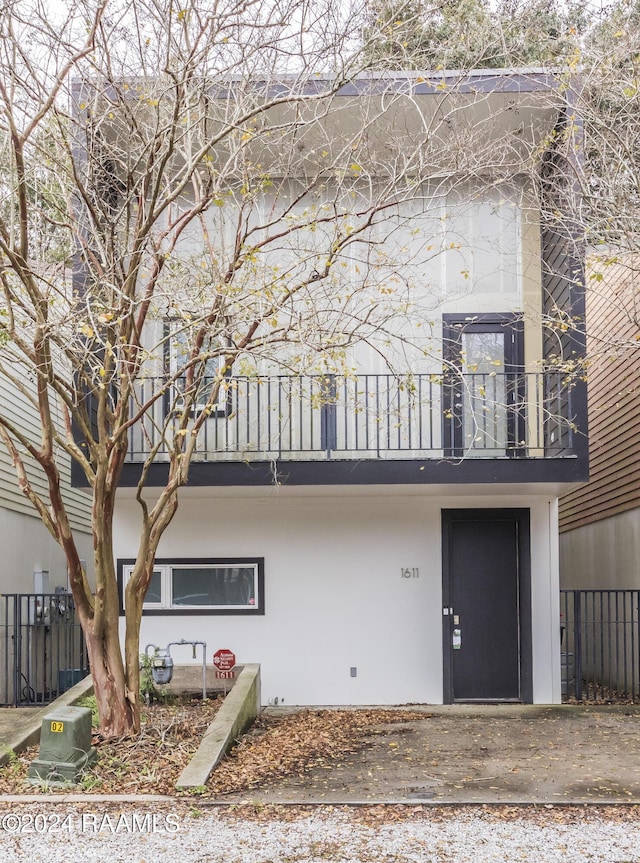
[1, 805, 639, 862]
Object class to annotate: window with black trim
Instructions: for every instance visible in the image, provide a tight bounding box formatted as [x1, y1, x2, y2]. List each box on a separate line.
[118, 558, 264, 615]
[442, 313, 525, 457]
[166, 321, 229, 416]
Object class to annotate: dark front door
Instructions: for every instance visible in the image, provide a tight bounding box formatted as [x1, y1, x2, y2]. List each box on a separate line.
[442, 509, 532, 703]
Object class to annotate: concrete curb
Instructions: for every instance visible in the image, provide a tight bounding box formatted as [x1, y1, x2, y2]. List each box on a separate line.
[0, 794, 175, 804]
[1, 795, 640, 807]
[176, 663, 261, 789]
[0, 676, 94, 767]
[194, 798, 640, 807]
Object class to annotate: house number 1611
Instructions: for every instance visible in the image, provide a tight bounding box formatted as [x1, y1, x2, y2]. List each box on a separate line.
[401, 568, 419, 579]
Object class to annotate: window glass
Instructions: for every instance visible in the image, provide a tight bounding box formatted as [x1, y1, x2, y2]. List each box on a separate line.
[171, 566, 257, 607]
[443, 314, 523, 457]
[169, 324, 227, 413]
[171, 327, 220, 379]
[442, 194, 519, 299]
[461, 332, 504, 373]
[460, 331, 507, 450]
[145, 570, 163, 604]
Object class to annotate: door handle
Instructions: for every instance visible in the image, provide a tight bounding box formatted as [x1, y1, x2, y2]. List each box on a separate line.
[453, 628, 462, 650]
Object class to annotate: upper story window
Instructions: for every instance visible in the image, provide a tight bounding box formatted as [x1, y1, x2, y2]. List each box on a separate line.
[443, 313, 525, 457]
[442, 191, 521, 302]
[119, 558, 265, 615]
[166, 322, 228, 416]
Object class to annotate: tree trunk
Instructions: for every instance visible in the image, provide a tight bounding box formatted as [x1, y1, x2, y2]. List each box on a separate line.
[88, 472, 140, 735]
[124, 591, 144, 721]
[65, 553, 136, 736]
[85, 626, 136, 737]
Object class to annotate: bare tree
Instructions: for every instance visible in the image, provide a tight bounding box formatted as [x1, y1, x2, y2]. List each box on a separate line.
[0, 0, 563, 734]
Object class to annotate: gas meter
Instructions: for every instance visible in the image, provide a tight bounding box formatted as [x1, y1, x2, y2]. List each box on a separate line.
[149, 648, 174, 684]
[143, 640, 208, 698]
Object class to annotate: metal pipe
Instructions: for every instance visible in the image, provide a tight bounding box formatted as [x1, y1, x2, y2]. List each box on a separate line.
[147, 640, 208, 700]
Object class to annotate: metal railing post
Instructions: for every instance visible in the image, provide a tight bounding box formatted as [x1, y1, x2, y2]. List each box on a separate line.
[574, 589, 583, 701]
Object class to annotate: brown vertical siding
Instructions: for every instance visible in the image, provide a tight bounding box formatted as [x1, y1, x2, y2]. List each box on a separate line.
[559, 257, 640, 531]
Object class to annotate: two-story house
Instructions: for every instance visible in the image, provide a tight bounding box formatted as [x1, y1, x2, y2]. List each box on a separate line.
[110, 70, 587, 706]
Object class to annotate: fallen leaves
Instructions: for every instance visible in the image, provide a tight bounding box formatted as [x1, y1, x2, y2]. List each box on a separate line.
[214, 801, 640, 829]
[208, 709, 429, 795]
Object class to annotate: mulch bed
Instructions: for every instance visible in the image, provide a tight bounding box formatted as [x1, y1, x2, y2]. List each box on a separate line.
[0, 695, 222, 795]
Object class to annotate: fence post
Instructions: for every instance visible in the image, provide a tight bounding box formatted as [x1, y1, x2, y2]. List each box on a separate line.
[574, 590, 583, 700]
[13, 594, 22, 707]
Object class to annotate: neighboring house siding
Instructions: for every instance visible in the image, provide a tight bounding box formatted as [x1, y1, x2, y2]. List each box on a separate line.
[0, 505, 94, 593]
[0, 371, 91, 534]
[559, 258, 640, 532]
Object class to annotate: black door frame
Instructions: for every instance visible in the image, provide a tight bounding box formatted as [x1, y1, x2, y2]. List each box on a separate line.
[442, 313, 526, 458]
[441, 508, 533, 704]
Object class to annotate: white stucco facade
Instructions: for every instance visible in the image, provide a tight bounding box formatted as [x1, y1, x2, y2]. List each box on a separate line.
[109, 75, 582, 710]
[115, 487, 562, 706]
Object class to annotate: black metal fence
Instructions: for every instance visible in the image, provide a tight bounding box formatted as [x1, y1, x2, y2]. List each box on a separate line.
[0, 593, 89, 707]
[560, 589, 640, 702]
[5, 588, 636, 705]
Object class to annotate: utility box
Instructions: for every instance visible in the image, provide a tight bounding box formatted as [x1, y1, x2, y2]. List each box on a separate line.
[28, 706, 97, 785]
[58, 668, 89, 694]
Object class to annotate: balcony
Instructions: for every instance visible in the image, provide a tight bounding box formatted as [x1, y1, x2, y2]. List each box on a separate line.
[125, 372, 579, 464]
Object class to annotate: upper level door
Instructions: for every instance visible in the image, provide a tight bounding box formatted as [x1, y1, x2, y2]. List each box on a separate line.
[443, 314, 524, 457]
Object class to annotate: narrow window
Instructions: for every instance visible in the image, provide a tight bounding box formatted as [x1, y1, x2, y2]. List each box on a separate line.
[442, 313, 525, 457]
[166, 321, 229, 416]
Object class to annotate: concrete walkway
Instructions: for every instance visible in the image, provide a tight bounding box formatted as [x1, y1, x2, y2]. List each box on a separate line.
[215, 704, 640, 805]
[0, 708, 39, 745]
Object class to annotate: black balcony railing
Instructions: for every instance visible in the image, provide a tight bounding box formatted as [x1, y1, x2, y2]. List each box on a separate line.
[125, 371, 578, 462]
